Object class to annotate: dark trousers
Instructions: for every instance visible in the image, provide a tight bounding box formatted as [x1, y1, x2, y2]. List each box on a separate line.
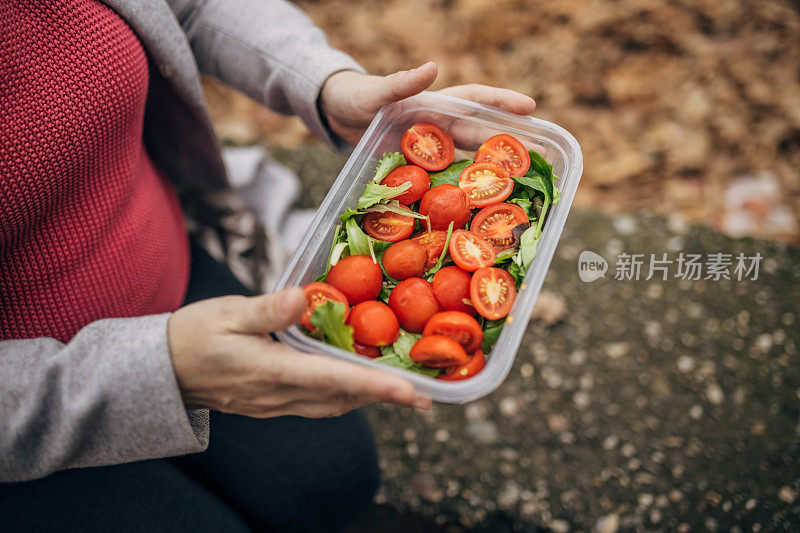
[0, 242, 380, 532]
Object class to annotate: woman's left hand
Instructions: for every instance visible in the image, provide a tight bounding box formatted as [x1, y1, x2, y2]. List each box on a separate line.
[319, 61, 536, 146]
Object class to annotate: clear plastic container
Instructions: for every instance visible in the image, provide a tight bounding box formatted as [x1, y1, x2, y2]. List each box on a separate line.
[274, 91, 582, 403]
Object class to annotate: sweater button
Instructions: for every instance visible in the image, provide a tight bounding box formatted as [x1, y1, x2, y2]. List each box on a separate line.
[158, 64, 175, 78]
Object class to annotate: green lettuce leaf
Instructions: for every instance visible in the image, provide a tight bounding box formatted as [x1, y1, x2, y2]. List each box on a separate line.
[375, 331, 440, 377]
[429, 159, 472, 187]
[507, 196, 533, 215]
[364, 200, 429, 220]
[528, 150, 554, 176]
[507, 262, 525, 288]
[357, 182, 412, 210]
[517, 225, 540, 269]
[390, 331, 419, 359]
[511, 150, 555, 205]
[504, 150, 560, 280]
[527, 150, 555, 202]
[338, 208, 363, 224]
[371, 152, 406, 184]
[512, 174, 549, 201]
[532, 196, 544, 220]
[345, 217, 370, 256]
[482, 324, 504, 353]
[370, 238, 393, 254]
[309, 301, 354, 352]
[494, 248, 517, 264]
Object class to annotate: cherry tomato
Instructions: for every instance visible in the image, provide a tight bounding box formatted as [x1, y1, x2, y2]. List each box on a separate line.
[470, 203, 529, 253]
[458, 162, 514, 208]
[409, 335, 469, 368]
[469, 267, 516, 320]
[388, 277, 442, 333]
[431, 266, 475, 315]
[448, 230, 496, 272]
[354, 341, 382, 358]
[423, 311, 483, 354]
[381, 165, 430, 205]
[400, 123, 455, 171]
[419, 184, 471, 231]
[300, 282, 350, 331]
[363, 211, 414, 242]
[410, 230, 448, 270]
[438, 350, 486, 381]
[474, 134, 531, 176]
[326, 255, 382, 305]
[347, 301, 399, 347]
[382, 240, 426, 281]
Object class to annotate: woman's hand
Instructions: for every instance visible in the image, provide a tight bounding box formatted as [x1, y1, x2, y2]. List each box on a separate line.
[319, 61, 536, 146]
[168, 287, 432, 418]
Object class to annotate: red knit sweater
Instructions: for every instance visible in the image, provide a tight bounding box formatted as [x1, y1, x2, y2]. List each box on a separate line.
[0, 1, 190, 343]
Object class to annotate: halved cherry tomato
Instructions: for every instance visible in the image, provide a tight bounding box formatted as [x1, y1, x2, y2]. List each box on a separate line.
[400, 123, 455, 171]
[300, 282, 349, 331]
[409, 335, 469, 368]
[381, 165, 430, 205]
[347, 301, 399, 347]
[326, 255, 382, 305]
[474, 134, 531, 176]
[470, 203, 529, 253]
[431, 266, 475, 315]
[388, 277, 442, 333]
[470, 267, 516, 320]
[423, 311, 483, 354]
[438, 350, 486, 381]
[354, 342, 382, 358]
[363, 211, 414, 242]
[382, 240, 426, 280]
[448, 230, 496, 272]
[410, 230, 448, 270]
[458, 162, 514, 208]
[419, 184, 471, 231]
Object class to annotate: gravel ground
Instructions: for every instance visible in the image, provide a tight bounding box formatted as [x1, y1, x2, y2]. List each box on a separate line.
[344, 210, 800, 532]
[271, 144, 800, 531]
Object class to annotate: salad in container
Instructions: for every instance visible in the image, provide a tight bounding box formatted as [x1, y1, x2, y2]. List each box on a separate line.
[274, 92, 582, 403]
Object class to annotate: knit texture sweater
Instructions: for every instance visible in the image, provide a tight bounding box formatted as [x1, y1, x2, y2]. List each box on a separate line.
[0, 0, 190, 343]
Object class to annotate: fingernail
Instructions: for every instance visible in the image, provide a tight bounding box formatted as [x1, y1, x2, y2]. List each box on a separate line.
[412, 397, 432, 410]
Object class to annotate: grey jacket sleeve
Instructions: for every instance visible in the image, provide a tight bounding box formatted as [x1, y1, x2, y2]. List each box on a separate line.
[0, 314, 208, 482]
[167, 0, 366, 150]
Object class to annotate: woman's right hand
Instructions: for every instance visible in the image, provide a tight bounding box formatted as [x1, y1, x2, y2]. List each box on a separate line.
[167, 287, 432, 418]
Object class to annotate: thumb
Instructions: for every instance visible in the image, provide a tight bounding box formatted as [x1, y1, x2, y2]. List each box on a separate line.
[361, 61, 439, 113]
[231, 287, 306, 335]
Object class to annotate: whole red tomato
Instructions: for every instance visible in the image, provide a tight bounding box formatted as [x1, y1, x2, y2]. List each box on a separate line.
[326, 255, 382, 305]
[347, 301, 399, 347]
[419, 184, 471, 231]
[381, 165, 430, 205]
[431, 266, 475, 315]
[382, 240, 427, 281]
[388, 277, 442, 333]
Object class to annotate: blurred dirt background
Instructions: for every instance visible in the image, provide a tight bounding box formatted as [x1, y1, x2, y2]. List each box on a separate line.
[202, 0, 800, 244]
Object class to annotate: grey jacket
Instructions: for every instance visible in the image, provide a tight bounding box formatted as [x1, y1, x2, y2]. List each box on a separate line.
[0, 0, 363, 482]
